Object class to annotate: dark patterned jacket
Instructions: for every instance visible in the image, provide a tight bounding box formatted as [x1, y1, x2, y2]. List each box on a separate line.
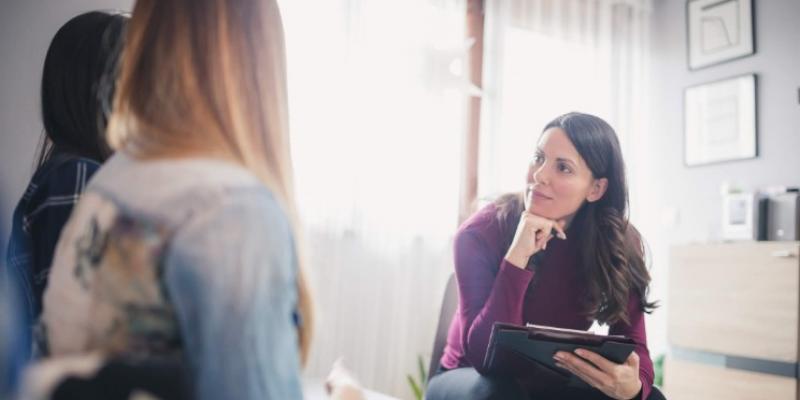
[5, 153, 100, 327]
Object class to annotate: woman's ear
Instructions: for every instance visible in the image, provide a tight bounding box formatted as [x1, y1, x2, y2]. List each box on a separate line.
[586, 177, 608, 203]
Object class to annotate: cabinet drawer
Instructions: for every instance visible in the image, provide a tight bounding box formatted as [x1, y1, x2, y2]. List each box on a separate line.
[663, 357, 796, 400]
[669, 242, 800, 362]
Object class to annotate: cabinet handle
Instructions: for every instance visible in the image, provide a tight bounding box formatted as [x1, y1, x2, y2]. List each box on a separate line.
[771, 250, 798, 258]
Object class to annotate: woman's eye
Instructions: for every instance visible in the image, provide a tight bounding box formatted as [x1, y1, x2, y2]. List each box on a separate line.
[558, 163, 572, 174]
[532, 155, 544, 164]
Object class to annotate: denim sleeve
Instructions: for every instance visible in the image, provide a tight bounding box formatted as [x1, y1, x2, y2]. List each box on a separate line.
[163, 189, 302, 400]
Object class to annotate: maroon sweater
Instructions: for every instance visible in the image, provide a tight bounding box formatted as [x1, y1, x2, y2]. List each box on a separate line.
[440, 203, 653, 399]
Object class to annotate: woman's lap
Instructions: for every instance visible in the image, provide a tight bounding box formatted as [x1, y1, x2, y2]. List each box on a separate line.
[426, 367, 526, 400]
[425, 367, 614, 400]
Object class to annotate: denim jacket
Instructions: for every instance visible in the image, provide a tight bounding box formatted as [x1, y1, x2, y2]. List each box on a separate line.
[41, 152, 303, 399]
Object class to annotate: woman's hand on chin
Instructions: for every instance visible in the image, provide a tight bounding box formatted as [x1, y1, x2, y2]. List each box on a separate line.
[504, 211, 566, 269]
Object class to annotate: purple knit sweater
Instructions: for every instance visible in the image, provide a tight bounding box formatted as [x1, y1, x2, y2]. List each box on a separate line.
[440, 203, 653, 399]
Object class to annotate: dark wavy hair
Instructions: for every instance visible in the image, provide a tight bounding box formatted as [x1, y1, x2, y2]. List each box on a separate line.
[495, 112, 657, 325]
[36, 11, 128, 168]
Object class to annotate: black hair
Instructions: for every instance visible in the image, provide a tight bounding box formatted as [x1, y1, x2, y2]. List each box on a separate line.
[37, 11, 128, 168]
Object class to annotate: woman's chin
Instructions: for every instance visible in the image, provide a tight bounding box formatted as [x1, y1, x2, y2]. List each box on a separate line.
[527, 205, 557, 219]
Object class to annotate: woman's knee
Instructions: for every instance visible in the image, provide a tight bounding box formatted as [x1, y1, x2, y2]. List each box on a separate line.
[426, 368, 526, 400]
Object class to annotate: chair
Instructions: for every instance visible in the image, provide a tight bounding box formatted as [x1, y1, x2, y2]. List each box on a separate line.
[426, 273, 667, 399]
[427, 273, 458, 381]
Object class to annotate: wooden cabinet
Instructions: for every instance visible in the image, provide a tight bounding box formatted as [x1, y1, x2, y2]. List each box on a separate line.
[664, 358, 796, 400]
[664, 242, 800, 400]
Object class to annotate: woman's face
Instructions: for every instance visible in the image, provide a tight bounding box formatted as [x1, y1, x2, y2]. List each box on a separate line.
[524, 127, 607, 222]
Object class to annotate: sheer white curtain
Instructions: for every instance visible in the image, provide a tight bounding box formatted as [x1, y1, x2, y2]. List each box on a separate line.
[478, 0, 662, 352]
[478, 0, 652, 204]
[279, 0, 468, 397]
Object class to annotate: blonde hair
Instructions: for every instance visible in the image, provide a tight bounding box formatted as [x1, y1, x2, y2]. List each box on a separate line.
[107, 0, 314, 364]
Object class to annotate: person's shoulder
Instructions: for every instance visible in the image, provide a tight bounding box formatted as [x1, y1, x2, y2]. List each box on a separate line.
[165, 182, 295, 281]
[88, 153, 272, 218]
[180, 170, 282, 225]
[456, 202, 501, 239]
[21, 155, 102, 215]
[33, 155, 100, 188]
[57, 156, 102, 170]
[175, 180, 290, 242]
[201, 184, 287, 224]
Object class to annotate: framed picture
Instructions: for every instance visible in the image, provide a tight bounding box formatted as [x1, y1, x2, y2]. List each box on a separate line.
[687, 0, 755, 70]
[684, 74, 757, 166]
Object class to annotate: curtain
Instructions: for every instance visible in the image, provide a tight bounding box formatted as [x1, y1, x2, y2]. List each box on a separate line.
[279, 0, 468, 397]
[478, 0, 652, 208]
[478, 0, 662, 353]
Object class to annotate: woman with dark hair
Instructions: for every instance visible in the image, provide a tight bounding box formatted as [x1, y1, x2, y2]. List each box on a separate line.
[427, 112, 660, 400]
[5, 11, 127, 331]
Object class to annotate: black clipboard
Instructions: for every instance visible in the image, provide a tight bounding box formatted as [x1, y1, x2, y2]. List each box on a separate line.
[483, 322, 636, 389]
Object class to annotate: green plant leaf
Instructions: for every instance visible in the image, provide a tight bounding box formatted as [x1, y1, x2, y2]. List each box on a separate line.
[654, 354, 665, 387]
[407, 374, 422, 400]
[417, 355, 428, 390]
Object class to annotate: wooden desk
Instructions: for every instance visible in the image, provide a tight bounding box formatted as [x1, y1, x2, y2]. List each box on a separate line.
[665, 242, 800, 400]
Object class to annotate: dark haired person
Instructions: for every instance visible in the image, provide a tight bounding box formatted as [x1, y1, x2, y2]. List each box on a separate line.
[427, 112, 660, 400]
[5, 11, 128, 333]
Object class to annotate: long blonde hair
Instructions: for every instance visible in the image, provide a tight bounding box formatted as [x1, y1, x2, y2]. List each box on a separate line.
[107, 0, 314, 364]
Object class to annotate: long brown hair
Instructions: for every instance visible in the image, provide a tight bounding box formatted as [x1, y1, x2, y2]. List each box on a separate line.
[496, 112, 656, 325]
[107, 0, 313, 364]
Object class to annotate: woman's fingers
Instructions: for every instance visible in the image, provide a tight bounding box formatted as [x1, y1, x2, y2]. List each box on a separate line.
[555, 360, 603, 389]
[528, 218, 558, 251]
[555, 350, 643, 400]
[574, 349, 617, 373]
[525, 212, 567, 240]
[540, 234, 553, 250]
[554, 351, 612, 388]
[625, 350, 640, 368]
[512, 212, 564, 262]
[553, 220, 568, 240]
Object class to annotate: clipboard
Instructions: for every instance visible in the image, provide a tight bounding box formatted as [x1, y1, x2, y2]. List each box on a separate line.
[483, 322, 636, 389]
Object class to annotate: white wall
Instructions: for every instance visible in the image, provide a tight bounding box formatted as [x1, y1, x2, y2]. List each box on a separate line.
[637, 0, 800, 359]
[0, 0, 132, 225]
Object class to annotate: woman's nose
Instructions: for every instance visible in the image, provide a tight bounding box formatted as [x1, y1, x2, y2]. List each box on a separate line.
[532, 163, 549, 185]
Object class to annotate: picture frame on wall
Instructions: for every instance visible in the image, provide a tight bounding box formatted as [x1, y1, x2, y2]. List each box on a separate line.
[687, 0, 755, 70]
[684, 74, 757, 167]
